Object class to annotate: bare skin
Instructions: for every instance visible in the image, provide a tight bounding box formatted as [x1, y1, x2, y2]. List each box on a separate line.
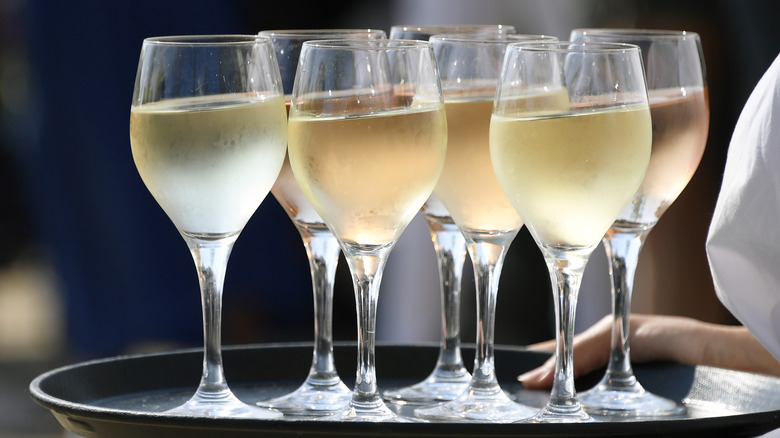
[518, 314, 780, 389]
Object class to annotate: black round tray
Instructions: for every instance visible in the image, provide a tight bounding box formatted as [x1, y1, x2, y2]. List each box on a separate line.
[29, 343, 780, 437]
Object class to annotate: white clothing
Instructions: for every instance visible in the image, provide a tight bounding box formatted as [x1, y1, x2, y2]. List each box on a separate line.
[707, 53, 780, 361]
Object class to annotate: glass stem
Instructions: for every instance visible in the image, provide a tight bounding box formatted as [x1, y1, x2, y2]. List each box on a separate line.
[183, 232, 239, 400]
[343, 243, 393, 409]
[544, 247, 591, 415]
[301, 229, 342, 384]
[464, 231, 517, 390]
[429, 223, 468, 373]
[601, 227, 650, 388]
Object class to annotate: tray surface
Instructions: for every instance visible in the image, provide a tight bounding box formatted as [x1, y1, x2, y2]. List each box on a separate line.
[29, 343, 780, 437]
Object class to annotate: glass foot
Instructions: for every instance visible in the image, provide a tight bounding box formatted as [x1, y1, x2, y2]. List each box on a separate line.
[527, 401, 594, 423]
[256, 378, 352, 416]
[326, 398, 409, 422]
[579, 383, 686, 419]
[415, 384, 537, 423]
[383, 367, 471, 405]
[167, 388, 282, 419]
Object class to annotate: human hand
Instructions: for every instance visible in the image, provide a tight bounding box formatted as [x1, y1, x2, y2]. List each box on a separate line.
[517, 314, 721, 389]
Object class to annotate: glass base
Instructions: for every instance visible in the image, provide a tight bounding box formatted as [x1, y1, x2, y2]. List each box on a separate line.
[579, 383, 687, 419]
[526, 401, 593, 423]
[415, 384, 537, 423]
[382, 367, 471, 405]
[255, 377, 351, 416]
[166, 388, 282, 419]
[326, 398, 409, 422]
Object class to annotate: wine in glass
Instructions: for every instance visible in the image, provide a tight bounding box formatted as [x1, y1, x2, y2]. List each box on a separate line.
[414, 33, 557, 423]
[287, 39, 447, 421]
[383, 23, 517, 407]
[254, 28, 386, 417]
[570, 28, 708, 419]
[129, 35, 287, 418]
[490, 41, 652, 422]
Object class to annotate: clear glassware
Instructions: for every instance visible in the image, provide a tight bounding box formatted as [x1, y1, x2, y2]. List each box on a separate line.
[286, 39, 447, 421]
[383, 23, 517, 408]
[569, 28, 708, 419]
[129, 35, 288, 418]
[413, 33, 556, 423]
[389, 24, 516, 40]
[490, 41, 652, 422]
[254, 28, 386, 418]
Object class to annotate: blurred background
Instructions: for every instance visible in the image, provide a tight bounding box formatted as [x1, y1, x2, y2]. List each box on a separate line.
[0, 0, 778, 436]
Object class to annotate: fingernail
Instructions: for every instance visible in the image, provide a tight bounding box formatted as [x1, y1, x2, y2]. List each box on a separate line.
[518, 368, 545, 383]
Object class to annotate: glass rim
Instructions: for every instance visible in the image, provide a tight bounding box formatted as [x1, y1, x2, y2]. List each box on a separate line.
[509, 40, 642, 53]
[142, 34, 271, 46]
[301, 38, 433, 50]
[258, 29, 386, 38]
[571, 28, 701, 40]
[390, 24, 515, 32]
[429, 33, 557, 44]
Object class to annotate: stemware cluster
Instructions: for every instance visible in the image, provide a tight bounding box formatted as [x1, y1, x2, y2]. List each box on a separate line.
[129, 24, 707, 425]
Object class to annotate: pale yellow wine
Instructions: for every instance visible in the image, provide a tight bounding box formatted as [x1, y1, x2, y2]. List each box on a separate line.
[288, 108, 447, 246]
[270, 100, 329, 231]
[490, 105, 651, 248]
[271, 152, 329, 230]
[435, 98, 523, 233]
[130, 94, 288, 235]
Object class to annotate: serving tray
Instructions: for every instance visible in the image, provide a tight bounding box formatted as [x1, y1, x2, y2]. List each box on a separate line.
[30, 343, 780, 437]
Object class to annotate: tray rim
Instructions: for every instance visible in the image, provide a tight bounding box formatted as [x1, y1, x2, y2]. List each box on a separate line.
[29, 342, 780, 437]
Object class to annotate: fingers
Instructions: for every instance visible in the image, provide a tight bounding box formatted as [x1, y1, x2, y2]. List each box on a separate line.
[518, 355, 555, 388]
[518, 315, 614, 389]
[524, 338, 556, 352]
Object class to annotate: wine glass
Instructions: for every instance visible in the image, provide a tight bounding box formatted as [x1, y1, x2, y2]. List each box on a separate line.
[414, 33, 556, 423]
[254, 28, 386, 417]
[490, 41, 652, 422]
[569, 28, 708, 419]
[287, 39, 447, 421]
[382, 23, 517, 407]
[129, 35, 287, 418]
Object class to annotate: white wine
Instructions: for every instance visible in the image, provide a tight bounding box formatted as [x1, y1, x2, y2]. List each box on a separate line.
[288, 107, 447, 246]
[615, 87, 709, 226]
[130, 94, 287, 235]
[270, 100, 328, 232]
[271, 152, 329, 231]
[435, 98, 522, 233]
[490, 105, 651, 248]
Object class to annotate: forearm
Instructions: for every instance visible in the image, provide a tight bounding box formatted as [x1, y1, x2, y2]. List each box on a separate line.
[521, 314, 780, 389]
[632, 315, 780, 377]
[700, 323, 780, 377]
